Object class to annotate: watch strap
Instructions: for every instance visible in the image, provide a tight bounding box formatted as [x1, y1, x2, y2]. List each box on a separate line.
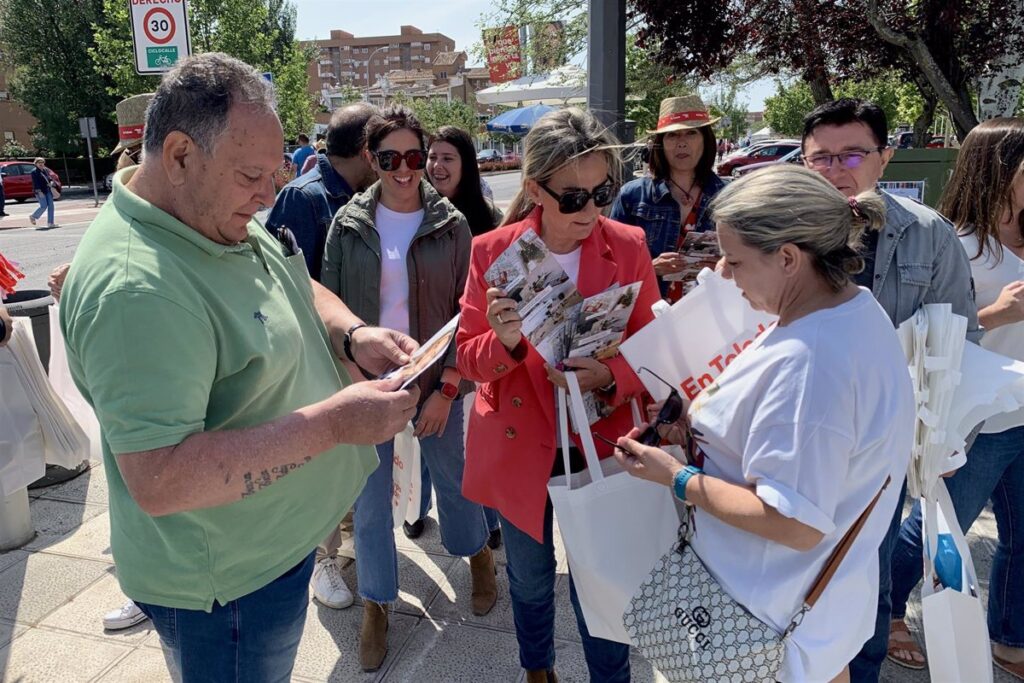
[343, 323, 368, 363]
[672, 465, 703, 503]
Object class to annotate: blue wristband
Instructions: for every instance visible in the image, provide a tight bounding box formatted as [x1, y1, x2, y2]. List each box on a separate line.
[672, 465, 703, 503]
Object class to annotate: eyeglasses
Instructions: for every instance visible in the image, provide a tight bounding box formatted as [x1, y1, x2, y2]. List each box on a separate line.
[593, 367, 704, 467]
[801, 147, 885, 171]
[539, 177, 616, 214]
[374, 149, 427, 172]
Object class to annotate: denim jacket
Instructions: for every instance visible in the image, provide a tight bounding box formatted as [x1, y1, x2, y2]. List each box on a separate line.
[609, 174, 726, 257]
[873, 191, 981, 342]
[266, 155, 353, 281]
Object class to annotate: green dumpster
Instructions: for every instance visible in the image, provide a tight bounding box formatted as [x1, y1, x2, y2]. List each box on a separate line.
[879, 148, 959, 208]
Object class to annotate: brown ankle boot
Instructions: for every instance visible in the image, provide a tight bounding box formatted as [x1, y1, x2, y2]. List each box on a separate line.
[469, 545, 498, 616]
[525, 669, 558, 683]
[359, 600, 389, 672]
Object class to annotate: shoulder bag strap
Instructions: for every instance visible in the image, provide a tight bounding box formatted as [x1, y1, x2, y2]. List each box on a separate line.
[803, 475, 892, 610]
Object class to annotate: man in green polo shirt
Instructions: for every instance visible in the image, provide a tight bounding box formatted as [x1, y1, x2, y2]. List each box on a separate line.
[59, 52, 420, 682]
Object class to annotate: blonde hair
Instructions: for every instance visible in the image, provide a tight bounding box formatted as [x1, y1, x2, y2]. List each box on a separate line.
[710, 165, 886, 292]
[503, 108, 623, 225]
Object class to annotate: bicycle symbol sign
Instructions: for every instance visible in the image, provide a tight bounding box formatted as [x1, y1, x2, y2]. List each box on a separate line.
[143, 8, 175, 45]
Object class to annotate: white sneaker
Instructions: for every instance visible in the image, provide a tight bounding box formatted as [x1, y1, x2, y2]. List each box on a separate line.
[312, 557, 354, 609]
[102, 600, 148, 630]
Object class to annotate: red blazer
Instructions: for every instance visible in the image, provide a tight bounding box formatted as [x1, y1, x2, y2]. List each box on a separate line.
[457, 206, 660, 542]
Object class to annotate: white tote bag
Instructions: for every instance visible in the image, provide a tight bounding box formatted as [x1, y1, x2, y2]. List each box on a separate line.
[548, 371, 680, 644]
[921, 479, 994, 683]
[0, 343, 46, 496]
[391, 421, 422, 528]
[620, 269, 776, 404]
[47, 305, 101, 461]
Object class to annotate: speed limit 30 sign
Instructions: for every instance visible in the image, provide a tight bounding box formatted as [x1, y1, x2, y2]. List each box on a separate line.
[129, 0, 192, 75]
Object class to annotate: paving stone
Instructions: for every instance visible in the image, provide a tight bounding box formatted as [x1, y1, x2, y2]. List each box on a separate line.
[340, 548, 456, 617]
[0, 553, 108, 625]
[380, 619, 522, 683]
[36, 461, 107, 506]
[0, 550, 28, 575]
[0, 620, 26, 648]
[427, 556, 582, 643]
[291, 598, 418, 682]
[544, 638, 666, 683]
[39, 570, 153, 645]
[23, 499, 105, 550]
[0, 627, 130, 682]
[95, 646, 173, 682]
[31, 511, 113, 564]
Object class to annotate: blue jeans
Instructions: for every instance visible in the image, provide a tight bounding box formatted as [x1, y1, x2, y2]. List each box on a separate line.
[500, 503, 631, 681]
[354, 399, 489, 602]
[31, 190, 53, 224]
[890, 425, 1024, 647]
[417, 437, 500, 533]
[850, 479, 907, 683]
[136, 551, 314, 683]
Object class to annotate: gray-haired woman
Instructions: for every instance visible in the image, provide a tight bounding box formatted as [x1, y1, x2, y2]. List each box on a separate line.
[614, 165, 916, 682]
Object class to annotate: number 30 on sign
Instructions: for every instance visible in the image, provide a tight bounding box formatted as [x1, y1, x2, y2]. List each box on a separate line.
[129, 0, 192, 75]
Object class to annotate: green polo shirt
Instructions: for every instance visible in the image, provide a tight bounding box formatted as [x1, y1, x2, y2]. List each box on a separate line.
[59, 168, 378, 611]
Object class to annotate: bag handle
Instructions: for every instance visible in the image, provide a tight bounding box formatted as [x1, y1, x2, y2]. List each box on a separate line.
[556, 372, 643, 490]
[802, 475, 891, 610]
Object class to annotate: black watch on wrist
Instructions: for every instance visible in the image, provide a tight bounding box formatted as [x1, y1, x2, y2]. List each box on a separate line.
[343, 323, 368, 363]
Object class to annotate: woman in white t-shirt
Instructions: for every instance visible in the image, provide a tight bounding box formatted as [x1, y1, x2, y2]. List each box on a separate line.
[614, 165, 915, 683]
[888, 118, 1024, 677]
[321, 105, 497, 673]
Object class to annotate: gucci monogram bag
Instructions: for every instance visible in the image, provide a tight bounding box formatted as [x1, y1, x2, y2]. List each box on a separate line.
[623, 479, 890, 683]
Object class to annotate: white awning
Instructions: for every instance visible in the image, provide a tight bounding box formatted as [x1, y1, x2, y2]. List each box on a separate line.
[475, 65, 587, 106]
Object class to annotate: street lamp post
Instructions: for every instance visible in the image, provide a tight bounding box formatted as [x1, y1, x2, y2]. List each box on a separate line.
[364, 46, 389, 104]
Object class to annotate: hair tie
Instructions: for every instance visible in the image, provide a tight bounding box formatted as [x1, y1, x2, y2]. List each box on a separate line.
[848, 196, 863, 219]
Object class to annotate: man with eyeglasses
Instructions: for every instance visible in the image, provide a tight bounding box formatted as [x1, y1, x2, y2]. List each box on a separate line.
[801, 98, 980, 682]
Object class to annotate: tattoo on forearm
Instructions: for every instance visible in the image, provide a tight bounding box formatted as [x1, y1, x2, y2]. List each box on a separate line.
[241, 456, 313, 498]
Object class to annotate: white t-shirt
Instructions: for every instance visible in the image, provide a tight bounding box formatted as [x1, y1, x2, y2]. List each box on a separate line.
[687, 289, 914, 683]
[375, 204, 423, 336]
[550, 247, 582, 284]
[960, 231, 1024, 432]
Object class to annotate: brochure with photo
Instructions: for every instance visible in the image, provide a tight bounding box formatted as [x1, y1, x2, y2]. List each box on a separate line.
[663, 231, 721, 286]
[379, 314, 460, 390]
[484, 231, 643, 427]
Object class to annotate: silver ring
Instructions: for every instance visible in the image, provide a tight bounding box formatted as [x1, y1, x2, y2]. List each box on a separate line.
[497, 314, 505, 324]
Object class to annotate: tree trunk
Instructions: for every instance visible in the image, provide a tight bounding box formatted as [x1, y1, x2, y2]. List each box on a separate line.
[913, 92, 937, 148]
[978, 55, 1024, 120]
[806, 70, 834, 105]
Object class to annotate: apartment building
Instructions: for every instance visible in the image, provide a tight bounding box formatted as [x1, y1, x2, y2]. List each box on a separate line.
[303, 25, 456, 98]
[0, 72, 37, 150]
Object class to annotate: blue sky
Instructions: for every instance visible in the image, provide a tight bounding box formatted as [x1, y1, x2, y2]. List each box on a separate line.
[292, 0, 776, 112]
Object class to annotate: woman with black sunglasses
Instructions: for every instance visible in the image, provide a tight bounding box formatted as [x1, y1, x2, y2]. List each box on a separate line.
[456, 108, 660, 683]
[321, 105, 497, 673]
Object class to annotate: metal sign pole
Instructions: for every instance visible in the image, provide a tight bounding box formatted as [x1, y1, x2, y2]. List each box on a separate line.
[85, 134, 98, 207]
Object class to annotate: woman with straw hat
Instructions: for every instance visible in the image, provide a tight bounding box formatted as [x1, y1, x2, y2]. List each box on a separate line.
[610, 94, 725, 301]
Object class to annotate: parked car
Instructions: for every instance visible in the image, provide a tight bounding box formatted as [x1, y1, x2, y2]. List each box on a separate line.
[0, 161, 62, 201]
[734, 147, 803, 177]
[501, 151, 521, 163]
[717, 142, 801, 177]
[476, 149, 502, 162]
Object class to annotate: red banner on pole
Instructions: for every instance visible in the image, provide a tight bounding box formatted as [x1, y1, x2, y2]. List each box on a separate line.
[484, 26, 522, 84]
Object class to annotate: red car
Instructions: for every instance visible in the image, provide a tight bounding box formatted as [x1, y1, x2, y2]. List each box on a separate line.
[717, 142, 800, 177]
[0, 161, 62, 202]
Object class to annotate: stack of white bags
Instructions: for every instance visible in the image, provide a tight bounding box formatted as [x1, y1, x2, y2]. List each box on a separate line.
[0, 308, 96, 496]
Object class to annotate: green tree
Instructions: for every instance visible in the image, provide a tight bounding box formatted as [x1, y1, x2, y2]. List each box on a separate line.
[763, 81, 816, 137]
[411, 99, 481, 135]
[625, 34, 696, 133]
[90, 0, 314, 139]
[0, 0, 119, 153]
[707, 83, 750, 142]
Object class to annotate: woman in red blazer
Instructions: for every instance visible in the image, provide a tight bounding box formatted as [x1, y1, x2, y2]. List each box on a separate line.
[457, 108, 659, 683]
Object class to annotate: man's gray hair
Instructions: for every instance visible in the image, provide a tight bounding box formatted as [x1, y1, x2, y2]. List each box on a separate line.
[144, 52, 276, 156]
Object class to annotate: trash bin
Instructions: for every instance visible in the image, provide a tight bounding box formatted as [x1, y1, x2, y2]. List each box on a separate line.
[4, 289, 53, 372]
[0, 487, 34, 550]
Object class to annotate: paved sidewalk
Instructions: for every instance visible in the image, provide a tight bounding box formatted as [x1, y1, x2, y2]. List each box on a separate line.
[0, 459, 1011, 682]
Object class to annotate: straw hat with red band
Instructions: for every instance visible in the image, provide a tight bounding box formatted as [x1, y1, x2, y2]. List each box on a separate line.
[111, 93, 154, 155]
[648, 95, 720, 135]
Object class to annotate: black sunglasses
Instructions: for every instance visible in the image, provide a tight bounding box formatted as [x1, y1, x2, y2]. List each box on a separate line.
[539, 177, 616, 214]
[374, 149, 427, 172]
